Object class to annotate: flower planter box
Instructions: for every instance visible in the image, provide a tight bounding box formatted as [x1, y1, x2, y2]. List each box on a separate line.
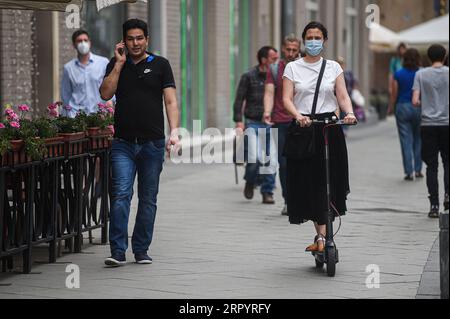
[58, 132, 87, 157]
[87, 127, 113, 151]
[58, 132, 86, 142]
[6, 140, 32, 166]
[86, 127, 114, 137]
[44, 137, 65, 159]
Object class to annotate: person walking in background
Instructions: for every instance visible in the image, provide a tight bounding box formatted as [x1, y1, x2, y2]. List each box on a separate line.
[61, 30, 113, 118]
[264, 34, 301, 216]
[283, 22, 357, 253]
[413, 44, 449, 218]
[337, 57, 366, 129]
[389, 48, 423, 182]
[234, 46, 279, 205]
[389, 43, 407, 97]
[100, 19, 180, 267]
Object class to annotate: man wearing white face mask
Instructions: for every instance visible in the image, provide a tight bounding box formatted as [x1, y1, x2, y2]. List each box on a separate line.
[61, 30, 111, 118]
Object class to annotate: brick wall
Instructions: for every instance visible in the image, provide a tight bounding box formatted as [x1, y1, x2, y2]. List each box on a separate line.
[0, 9, 35, 112]
[59, 11, 76, 85]
[127, 1, 148, 21]
[377, 0, 435, 32]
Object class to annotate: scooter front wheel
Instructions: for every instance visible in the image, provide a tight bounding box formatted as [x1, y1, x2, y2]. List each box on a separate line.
[326, 248, 337, 277]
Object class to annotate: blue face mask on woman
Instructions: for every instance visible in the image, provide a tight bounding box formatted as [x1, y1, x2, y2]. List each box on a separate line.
[304, 40, 324, 57]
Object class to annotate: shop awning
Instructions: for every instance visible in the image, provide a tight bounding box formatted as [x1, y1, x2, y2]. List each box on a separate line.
[0, 0, 83, 11]
[398, 14, 449, 47]
[0, 0, 145, 12]
[369, 23, 402, 52]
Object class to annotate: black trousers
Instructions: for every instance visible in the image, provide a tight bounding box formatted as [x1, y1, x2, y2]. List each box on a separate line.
[421, 126, 449, 205]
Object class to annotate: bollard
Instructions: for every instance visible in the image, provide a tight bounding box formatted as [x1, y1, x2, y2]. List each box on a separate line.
[440, 211, 449, 299]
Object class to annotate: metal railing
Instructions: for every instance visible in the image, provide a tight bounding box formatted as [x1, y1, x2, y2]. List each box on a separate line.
[0, 135, 111, 274]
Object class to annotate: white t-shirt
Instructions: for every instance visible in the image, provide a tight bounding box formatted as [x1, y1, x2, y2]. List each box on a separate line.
[283, 57, 344, 115]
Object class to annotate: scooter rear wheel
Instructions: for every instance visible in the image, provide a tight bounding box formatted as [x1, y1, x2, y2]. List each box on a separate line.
[326, 248, 336, 277]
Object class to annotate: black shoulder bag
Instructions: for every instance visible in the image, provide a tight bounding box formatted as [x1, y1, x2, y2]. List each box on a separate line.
[283, 59, 327, 160]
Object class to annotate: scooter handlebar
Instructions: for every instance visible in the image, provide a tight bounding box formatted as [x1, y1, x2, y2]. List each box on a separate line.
[311, 116, 358, 126]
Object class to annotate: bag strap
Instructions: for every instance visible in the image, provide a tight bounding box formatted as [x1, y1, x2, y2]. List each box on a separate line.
[270, 63, 279, 88]
[311, 59, 327, 118]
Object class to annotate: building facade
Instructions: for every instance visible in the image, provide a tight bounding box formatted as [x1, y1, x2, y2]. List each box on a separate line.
[4, 0, 443, 130]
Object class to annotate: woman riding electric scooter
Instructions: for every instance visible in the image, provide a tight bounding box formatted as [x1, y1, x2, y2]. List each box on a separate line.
[282, 22, 357, 275]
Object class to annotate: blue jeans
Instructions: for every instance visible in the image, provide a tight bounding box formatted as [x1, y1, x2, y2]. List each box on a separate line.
[109, 138, 165, 255]
[244, 120, 276, 195]
[396, 102, 423, 176]
[274, 123, 289, 202]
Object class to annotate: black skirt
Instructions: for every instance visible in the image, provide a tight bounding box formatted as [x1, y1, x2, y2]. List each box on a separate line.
[286, 113, 350, 226]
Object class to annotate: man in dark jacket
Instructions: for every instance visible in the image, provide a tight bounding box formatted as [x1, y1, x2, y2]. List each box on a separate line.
[234, 46, 279, 204]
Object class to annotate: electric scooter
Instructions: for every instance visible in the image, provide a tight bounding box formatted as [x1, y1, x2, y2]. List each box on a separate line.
[310, 116, 356, 277]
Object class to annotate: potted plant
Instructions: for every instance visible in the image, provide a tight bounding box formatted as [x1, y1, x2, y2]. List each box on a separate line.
[34, 115, 64, 159]
[0, 124, 11, 166]
[1, 105, 47, 163]
[85, 103, 115, 137]
[55, 108, 87, 142]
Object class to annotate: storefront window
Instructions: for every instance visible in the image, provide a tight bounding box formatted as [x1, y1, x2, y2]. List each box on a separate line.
[180, 0, 207, 129]
[306, 0, 319, 22]
[345, 0, 359, 73]
[82, 1, 127, 59]
[281, 0, 295, 40]
[149, 0, 162, 55]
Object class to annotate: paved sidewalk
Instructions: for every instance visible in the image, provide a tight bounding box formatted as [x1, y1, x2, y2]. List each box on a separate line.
[416, 239, 441, 299]
[0, 119, 441, 299]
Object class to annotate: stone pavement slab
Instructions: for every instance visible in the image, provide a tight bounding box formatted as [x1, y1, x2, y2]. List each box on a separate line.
[0, 119, 441, 299]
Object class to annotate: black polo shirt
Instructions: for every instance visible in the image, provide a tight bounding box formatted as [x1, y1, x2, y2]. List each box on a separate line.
[104, 53, 176, 141]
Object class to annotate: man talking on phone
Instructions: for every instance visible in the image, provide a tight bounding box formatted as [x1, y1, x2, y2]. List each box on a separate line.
[100, 19, 180, 267]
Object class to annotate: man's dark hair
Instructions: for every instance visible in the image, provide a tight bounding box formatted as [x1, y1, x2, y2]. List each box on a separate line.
[257, 46, 277, 65]
[72, 30, 89, 44]
[123, 19, 149, 40]
[403, 48, 421, 70]
[427, 44, 447, 63]
[302, 21, 328, 41]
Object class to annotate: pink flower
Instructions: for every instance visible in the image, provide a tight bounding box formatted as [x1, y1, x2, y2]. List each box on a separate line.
[10, 121, 20, 129]
[98, 103, 106, 109]
[5, 109, 14, 116]
[48, 103, 57, 110]
[7, 113, 19, 122]
[107, 125, 115, 135]
[64, 105, 72, 111]
[107, 107, 115, 114]
[0, 123, 5, 129]
[18, 104, 30, 112]
[48, 109, 58, 118]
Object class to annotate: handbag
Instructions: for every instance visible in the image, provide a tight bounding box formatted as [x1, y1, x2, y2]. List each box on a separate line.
[283, 59, 327, 160]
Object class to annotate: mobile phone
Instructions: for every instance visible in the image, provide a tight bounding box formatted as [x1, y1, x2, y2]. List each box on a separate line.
[118, 41, 126, 56]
